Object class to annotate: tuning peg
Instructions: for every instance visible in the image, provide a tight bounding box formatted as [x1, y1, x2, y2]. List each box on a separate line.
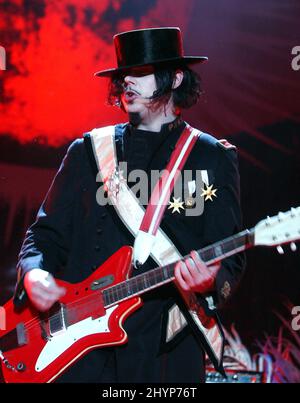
[290, 242, 297, 252]
[277, 245, 284, 254]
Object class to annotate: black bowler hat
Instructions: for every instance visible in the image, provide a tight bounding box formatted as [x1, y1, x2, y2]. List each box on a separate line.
[94, 27, 208, 77]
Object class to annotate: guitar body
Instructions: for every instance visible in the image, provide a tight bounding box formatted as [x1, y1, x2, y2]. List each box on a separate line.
[0, 246, 141, 383]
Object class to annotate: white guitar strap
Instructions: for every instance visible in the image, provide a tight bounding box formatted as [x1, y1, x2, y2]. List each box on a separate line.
[88, 125, 224, 372]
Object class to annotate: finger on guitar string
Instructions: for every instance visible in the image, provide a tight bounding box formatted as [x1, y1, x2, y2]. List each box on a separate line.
[174, 251, 222, 293]
[24, 269, 66, 312]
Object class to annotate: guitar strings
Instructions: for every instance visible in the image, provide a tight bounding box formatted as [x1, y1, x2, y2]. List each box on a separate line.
[23, 265, 175, 332]
[23, 292, 104, 332]
[5, 232, 252, 344]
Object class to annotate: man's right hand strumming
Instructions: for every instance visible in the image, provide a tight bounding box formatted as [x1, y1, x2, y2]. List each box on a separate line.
[24, 269, 66, 312]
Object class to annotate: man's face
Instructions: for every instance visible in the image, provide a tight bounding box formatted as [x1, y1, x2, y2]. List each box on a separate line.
[120, 66, 157, 115]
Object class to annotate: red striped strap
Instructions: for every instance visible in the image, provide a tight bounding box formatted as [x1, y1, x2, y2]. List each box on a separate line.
[139, 124, 200, 236]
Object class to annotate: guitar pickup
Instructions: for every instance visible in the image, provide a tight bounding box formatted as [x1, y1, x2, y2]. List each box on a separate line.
[16, 323, 28, 346]
[48, 303, 67, 336]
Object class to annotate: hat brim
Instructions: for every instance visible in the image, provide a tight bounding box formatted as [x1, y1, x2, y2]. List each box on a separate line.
[94, 56, 208, 77]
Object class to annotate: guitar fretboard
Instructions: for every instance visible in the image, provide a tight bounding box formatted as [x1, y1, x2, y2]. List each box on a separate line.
[102, 229, 254, 307]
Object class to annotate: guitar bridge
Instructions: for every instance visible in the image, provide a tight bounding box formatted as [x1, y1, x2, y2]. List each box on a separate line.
[0, 323, 27, 352]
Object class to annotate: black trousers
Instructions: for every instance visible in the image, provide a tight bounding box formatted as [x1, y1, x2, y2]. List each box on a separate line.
[56, 334, 205, 383]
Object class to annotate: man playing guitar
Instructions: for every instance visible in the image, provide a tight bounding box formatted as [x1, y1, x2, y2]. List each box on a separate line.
[13, 27, 245, 382]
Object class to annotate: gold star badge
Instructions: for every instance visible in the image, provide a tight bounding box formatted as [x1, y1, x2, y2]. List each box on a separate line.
[168, 197, 185, 214]
[201, 184, 217, 202]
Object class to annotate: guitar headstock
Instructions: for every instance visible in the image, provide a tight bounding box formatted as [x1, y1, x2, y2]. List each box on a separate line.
[254, 207, 300, 252]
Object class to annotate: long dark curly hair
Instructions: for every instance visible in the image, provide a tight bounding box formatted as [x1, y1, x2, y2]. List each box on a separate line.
[107, 64, 203, 111]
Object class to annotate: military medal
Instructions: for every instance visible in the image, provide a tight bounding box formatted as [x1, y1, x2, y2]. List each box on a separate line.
[201, 183, 217, 202]
[168, 197, 185, 214]
[105, 168, 126, 198]
[185, 197, 195, 208]
[185, 180, 196, 208]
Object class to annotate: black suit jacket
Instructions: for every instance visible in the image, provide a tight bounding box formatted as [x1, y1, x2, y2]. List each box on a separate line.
[14, 122, 245, 382]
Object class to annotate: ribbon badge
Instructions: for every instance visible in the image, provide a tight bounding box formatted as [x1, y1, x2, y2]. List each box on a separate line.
[104, 168, 126, 199]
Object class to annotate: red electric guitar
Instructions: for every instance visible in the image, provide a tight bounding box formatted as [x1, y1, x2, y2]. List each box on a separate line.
[0, 207, 299, 383]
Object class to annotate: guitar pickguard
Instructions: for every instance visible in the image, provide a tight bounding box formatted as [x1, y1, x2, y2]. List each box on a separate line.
[35, 306, 118, 372]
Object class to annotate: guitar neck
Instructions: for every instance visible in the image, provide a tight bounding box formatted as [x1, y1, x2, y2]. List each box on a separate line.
[102, 229, 254, 307]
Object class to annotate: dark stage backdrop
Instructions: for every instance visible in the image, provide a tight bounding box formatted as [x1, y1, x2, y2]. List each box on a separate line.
[0, 0, 300, 354]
